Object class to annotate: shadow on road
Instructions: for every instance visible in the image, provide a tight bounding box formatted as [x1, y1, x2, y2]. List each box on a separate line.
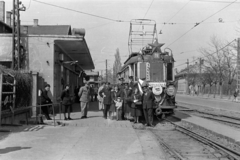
[0, 146, 31, 154]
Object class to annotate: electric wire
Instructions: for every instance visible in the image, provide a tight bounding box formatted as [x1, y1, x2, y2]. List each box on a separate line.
[27, 0, 32, 10]
[166, 0, 237, 48]
[32, 0, 129, 23]
[174, 39, 236, 68]
[143, 0, 155, 18]
[161, 0, 190, 31]
[190, 0, 240, 3]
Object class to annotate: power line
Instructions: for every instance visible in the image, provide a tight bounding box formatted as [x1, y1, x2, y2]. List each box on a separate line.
[27, 0, 32, 10]
[158, 20, 237, 25]
[190, 0, 240, 3]
[32, 0, 129, 23]
[174, 39, 236, 68]
[143, 0, 155, 18]
[166, 0, 237, 47]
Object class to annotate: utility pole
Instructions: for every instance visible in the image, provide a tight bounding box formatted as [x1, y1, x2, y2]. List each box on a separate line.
[106, 59, 108, 82]
[186, 59, 189, 94]
[12, 0, 26, 70]
[237, 38, 240, 101]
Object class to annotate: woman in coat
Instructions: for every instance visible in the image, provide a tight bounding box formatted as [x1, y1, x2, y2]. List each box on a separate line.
[131, 87, 142, 123]
[122, 83, 132, 120]
[61, 85, 72, 120]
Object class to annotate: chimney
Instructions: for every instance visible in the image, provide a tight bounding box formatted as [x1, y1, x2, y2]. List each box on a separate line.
[33, 19, 38, 27]
[6, 11, 12, 26]
[0, 1, 5, 22]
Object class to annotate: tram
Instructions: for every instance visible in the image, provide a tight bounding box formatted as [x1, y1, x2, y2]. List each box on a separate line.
[118, 19, 177, 119]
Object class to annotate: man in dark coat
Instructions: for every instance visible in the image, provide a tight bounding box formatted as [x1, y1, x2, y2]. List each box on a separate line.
[142, 81, 155, 127]
[41, 84, 52, 120]
[129, 76, 135, 90]
[99, 82, 112, 119]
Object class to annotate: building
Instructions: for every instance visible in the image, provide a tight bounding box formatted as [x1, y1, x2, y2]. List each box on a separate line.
[0, 19, 95, 103]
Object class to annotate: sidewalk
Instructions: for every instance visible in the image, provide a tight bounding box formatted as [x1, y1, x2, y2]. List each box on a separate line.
[0, 102, 165, 160]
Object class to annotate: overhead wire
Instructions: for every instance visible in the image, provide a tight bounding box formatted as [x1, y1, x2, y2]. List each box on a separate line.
[143, 0, 155, 18]
[190, 0, 240, 3]
[26, 0, 32, 10]
[160, 0, 190, 31]
[32, 0, 129, 23]
[166, 0, 237, 48]
[174, 39, 236, 68]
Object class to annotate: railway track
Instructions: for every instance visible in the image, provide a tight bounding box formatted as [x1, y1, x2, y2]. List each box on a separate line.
[177, 107, 240, 128]
[149, 118, 240, 160]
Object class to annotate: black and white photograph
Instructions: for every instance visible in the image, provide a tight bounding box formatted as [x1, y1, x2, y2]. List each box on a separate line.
[0, 0, 240, 159]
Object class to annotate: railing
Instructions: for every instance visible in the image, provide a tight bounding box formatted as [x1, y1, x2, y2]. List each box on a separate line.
[0, 102, 63, 127]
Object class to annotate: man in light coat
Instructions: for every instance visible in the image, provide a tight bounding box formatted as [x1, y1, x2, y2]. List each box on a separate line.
[78, 81, 90, 119]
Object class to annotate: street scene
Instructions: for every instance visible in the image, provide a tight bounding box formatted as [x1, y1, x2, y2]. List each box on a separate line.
[0, 0, 240, 159]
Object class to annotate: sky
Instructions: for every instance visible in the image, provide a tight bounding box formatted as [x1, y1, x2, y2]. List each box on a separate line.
[3, 0, 240, 74]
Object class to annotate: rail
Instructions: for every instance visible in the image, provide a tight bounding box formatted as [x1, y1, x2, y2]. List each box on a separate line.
[164, 118, 240, 160]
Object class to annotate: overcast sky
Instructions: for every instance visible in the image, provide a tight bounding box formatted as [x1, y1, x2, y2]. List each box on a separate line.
[4, 0, 240, 73]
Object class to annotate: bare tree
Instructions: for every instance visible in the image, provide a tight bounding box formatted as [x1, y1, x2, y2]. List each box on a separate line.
[199, 36, 227, 98]
[113, 48, 122, 84]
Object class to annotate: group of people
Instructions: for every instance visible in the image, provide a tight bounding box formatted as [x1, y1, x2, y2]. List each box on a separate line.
[98, 76, 155, 126]
[40, 76, 155, 127]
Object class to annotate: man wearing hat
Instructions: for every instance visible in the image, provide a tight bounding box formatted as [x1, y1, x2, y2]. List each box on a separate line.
[142, 81, 155, 127]
[40, 84, 52, 120]
[129, 76, 135, 90]
[99, 82, 112, 119]
[78, 81, 91, 119]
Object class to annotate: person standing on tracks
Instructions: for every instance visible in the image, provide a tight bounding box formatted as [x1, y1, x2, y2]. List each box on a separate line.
[142, 81, 155, 127]
[99, 82, 112, 119]
[78, 81, 91, 119]
[98, 82, 105, 110]
[40, 84, 52, 120]
[61, 85, 72, 120]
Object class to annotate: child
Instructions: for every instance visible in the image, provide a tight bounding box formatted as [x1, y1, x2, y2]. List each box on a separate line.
[114, 97, 123, 120]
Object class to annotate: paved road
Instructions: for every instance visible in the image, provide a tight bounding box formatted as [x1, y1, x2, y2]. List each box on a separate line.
[0, 102, 165, 160]
[176, 94, 240, 113]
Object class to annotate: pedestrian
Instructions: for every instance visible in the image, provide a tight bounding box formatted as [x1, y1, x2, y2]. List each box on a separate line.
[129, 76, 135, 90]
[110, 86, 122, 120]
[61, 85, 72, 120]
[98, 82, 105, 110]
[122, 83, 132, 120]
[99, 82, 112, 119]
[40, 84, 52, 120]
[94, 85, 98, 101]
[233, 88, 239, 102]
[142, 81, 154, 127]
[78, 81, 91, 119]
[131, 87, 142, 123]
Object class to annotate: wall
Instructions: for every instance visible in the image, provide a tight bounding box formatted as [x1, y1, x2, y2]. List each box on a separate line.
[0, 35, 12, 61]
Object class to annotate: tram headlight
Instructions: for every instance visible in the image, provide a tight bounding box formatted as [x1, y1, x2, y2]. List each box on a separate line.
[166, 85, 175, 96]
[152, 85, 162, 96]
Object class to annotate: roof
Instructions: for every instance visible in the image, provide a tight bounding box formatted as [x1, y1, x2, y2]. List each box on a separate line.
[21, 25, 71, 35]
[55, 39, 95, 70]
[0, 21, 12, 33]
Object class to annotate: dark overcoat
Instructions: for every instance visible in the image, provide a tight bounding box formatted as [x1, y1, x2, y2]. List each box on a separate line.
[41, 89, 52, 104]
[61, 90, 71, 105]
[99, 87, 112, 105]
[142, 90, 155, 109]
